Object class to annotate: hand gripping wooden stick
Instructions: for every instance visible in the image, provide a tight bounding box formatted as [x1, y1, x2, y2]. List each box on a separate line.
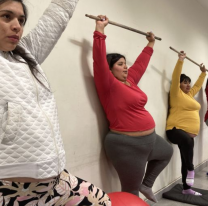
[85, 14, 162, 41]
[170, 46, 208, 71]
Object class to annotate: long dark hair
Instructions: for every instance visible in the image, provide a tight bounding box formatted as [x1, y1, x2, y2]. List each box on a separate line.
[0, 0, 47, 89]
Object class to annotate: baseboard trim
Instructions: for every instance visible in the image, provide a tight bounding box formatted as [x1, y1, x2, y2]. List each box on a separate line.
[146, 160, 208, 205]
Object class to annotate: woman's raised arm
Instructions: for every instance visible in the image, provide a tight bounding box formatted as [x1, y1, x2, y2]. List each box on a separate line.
[93, 15, 115, 95]
[19, 0, 79, 65]
[170, 52, 186, 95]
[189, 63, 206, 96]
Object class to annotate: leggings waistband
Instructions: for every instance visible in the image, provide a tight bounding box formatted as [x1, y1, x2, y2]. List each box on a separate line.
[108, 130, 156, 145]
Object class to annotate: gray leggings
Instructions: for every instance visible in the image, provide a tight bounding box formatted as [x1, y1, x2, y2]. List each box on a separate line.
[104, 131, 173, 196]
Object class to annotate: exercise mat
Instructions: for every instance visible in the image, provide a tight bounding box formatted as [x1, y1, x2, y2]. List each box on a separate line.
[163, 184, 208, 206]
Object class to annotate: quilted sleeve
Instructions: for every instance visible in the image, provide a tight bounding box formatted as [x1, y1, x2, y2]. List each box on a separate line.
[19, 0, 79, 65]
[0, 100, 7, 144]
[0, 105, 3, 143]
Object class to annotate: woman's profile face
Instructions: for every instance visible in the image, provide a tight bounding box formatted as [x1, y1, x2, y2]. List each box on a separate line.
[111, 58, 128, 82]
[0, 1, 25, 51]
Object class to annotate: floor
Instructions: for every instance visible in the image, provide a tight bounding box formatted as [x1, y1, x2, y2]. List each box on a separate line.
[150, 167, 208, 206]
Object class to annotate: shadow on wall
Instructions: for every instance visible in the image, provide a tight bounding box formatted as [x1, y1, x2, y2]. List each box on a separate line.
[69, 38, 120, 192]
[151, 65, 171, 124]
[151, 65, 171, 109]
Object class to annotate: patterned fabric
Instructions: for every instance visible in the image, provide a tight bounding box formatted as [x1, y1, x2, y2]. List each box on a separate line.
[0, 170, 111, 206]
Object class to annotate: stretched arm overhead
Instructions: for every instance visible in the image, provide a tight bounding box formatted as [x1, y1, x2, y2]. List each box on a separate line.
[146, 32, 155, 48]
[189, 63, 206, 96]
[19, 0, 79, 65]
[93, 15, 115, 94]
[170, 51, 186, 95]
[95, 15, 108, 34]
[127, 32, 155, 85]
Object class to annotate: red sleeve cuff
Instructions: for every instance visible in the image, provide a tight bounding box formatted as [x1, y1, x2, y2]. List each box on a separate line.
[142, 46, 154, 56]
[93, 31, 107, 39]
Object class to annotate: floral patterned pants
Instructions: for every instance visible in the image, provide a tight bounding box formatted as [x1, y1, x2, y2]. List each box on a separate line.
[0, 170, 111, 206]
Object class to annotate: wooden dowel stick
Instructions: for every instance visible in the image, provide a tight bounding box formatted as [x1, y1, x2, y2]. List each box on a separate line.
[170, 46, 208, 71]
[85, 14, 162, 41]
[170, 47, 201, 66]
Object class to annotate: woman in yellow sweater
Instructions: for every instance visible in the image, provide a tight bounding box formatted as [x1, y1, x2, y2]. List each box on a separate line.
[166, 51, 206, 196]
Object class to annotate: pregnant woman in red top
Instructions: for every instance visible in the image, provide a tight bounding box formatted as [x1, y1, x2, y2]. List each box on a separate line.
[93, 15, 173, 203]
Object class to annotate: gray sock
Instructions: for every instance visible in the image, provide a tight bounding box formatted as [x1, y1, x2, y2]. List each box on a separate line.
[139, 184, 158, 203]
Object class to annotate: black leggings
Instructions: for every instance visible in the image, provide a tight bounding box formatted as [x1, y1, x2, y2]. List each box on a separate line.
[166, 127, 194, 190]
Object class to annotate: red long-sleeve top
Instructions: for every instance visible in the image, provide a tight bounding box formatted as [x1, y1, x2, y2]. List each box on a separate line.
[93, 31, 155, 131]
[205, 81, 208, 122]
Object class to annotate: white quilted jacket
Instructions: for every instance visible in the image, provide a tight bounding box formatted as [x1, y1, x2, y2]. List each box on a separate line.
[0, 0, 78, 179]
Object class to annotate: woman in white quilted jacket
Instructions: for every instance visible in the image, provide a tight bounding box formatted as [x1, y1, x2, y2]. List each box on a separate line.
[0, 0, 111, 205]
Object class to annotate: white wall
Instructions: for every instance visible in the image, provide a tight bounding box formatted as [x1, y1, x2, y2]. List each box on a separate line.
[25, 0, 208, 198]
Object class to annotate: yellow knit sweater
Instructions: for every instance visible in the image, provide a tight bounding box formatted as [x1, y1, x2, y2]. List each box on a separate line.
[166, 60, 206, 135]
